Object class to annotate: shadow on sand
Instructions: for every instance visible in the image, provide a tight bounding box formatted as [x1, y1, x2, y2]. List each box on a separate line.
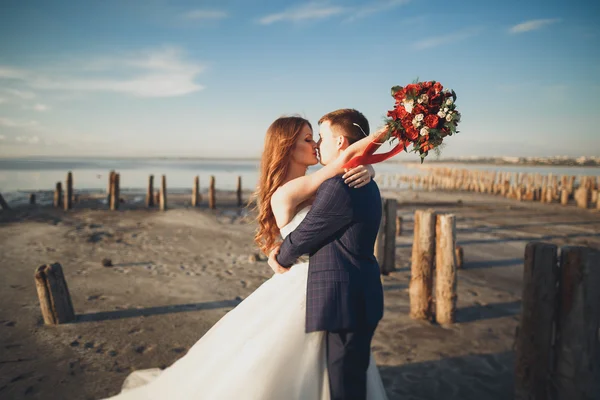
[379, 351, 514, 400]
[75, 299, 242, 323]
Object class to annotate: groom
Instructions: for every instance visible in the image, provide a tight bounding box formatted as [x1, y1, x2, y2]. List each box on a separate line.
[269, 109, 384, 400]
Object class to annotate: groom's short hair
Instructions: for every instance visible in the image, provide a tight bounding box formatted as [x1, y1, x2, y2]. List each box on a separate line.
[318, 109, 370, 145]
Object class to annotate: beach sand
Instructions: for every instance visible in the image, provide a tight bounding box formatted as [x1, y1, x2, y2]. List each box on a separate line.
[1, 189, 599, 400]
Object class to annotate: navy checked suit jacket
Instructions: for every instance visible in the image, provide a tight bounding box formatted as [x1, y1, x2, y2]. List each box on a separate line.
[276, 175, 384, 333]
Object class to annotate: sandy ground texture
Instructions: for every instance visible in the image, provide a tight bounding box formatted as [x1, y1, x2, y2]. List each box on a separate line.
[1, 188, 599, 400]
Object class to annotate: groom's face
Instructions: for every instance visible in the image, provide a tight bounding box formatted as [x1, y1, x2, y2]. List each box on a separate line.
[317, 121, 344, 166]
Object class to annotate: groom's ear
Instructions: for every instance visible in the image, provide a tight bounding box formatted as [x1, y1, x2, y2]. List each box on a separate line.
[336, 134, 349, 150]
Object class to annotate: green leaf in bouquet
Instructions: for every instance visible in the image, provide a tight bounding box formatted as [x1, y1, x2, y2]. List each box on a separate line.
[391, 86, 403, 97]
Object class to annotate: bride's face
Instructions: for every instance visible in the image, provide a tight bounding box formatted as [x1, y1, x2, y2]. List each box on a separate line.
[291, 123, 319, 168]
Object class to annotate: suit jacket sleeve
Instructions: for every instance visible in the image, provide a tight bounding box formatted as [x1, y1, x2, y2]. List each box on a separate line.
[276, 177, 352, 268]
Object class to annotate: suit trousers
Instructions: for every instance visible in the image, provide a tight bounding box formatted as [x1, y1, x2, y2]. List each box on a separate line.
[325, 322, 378, 400]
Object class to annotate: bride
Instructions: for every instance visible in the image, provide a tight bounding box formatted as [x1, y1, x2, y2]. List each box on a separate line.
[103, 116, 388, 399]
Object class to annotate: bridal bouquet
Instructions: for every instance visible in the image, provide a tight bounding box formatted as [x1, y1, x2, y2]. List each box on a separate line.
[343, 80, 461, 168]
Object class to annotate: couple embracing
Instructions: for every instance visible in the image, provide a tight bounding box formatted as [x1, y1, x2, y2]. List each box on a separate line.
[105, 108, 389, 400]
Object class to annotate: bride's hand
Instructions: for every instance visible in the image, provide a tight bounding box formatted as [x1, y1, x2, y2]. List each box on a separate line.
[342, 165, 374, 188]
[268, 245, 288, 274]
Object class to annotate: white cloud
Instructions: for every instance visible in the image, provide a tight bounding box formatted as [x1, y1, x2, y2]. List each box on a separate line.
[15, 135, 40, 144]
[183, 9, 228, 21]
[413, 27, 481, 49]
[0, 117, 39, 129]
[0, 46, 205, 98]
[0, 134, 5, 140]
[258, 1, 410, 25]
[509, 19, 560, 34]
[258, 2, 346, 25]
[0, 67, 29, 80]
[345, 0, 411, 22]
[33, 103, 49, 111]
[0, 88, 36, 100]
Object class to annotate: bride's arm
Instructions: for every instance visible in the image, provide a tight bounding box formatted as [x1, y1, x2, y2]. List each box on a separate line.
[272, 127, 387, 210]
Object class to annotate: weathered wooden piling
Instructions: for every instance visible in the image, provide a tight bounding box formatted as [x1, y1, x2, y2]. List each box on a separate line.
[381, 198, 397, 274]
[553, 246, 600, 399]
[236, 176, 243, 207]
[146, 175, 154, 207]
[34, 263, 75, 325]
[455, 245, 463, 269]
[64, 171, 73, 210]
[192, 176, 200, 207]
[435, 214, 457, 325]
[110, 173, 120, 211]
[208, 175, 216, 209]
[53, 182, 62, 208]
[160, 175, 167, 211]
[514, 242, 559, 400]
[409, 209, 436, 321]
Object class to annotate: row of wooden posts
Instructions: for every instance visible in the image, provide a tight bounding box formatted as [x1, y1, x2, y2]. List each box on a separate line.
[375, 169, 600, 210]
[43, 171, 244, 211]
[375, 200, 462, 325]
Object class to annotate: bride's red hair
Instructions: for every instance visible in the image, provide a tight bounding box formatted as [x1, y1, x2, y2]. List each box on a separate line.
[252, 116, 312, 255]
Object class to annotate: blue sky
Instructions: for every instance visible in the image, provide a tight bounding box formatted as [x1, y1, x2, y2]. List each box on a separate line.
[0, 0, 598, 159]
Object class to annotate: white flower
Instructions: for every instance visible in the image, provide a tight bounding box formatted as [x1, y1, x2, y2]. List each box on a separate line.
[443, 107, 449, 112]
[412, 117, 421, 128]
[403, 100, 414, 113]
[437, 111, 446, 118]
[419, 94, 429, 104]
[415, 113, 424, 121]
[446, 114, 453, 122]
[446, 98, 453, 105]
[420, 127, 429, 136]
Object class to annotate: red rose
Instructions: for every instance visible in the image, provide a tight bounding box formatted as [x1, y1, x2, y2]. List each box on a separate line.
[433, 82, 443, 93]
[405, 125, 419, 140]
[414, 104, 427, 115]
[397, 107, 408, 119]
[424, 114, 439, 128]
[423, 81, 433, 90]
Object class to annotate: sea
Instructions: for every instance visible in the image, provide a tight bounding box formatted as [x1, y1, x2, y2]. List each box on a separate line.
[1, 157, 599, 206]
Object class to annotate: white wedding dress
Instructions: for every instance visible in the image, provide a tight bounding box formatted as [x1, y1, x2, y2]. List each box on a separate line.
[104, 206, 388, 400]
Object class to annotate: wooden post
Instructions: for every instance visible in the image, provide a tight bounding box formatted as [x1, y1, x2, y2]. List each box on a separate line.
[514, 242, 559, 400]
[236, 176, 243, 207]
[160, 175, 167, 211]
[107, 170, 115, 205]
[34, 263, 75, 325]
[409, 209, 436, 321]
[374, 198, 385, 269]
[435, 214, 457, 325]
[192, 175, 200, 207]
[53, 182, 62, 208]
[561, 189, 569, 206]
[553, 247, 600, 399]
[396, 216, 402, 237]
[455, 245, 463, 269]
[0, 192, 10, 210]
[110, 173, 120, 211]
[382, 198, 397, 274]
[208, 175, 216, 209]
[146, 175, 154, 207]
[154, 190, 160, 206]
[64, 171, 73, 210]
[29, 193, 36, 205]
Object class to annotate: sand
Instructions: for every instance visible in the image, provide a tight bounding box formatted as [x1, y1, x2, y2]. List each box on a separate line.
[1, 189, 599, 400]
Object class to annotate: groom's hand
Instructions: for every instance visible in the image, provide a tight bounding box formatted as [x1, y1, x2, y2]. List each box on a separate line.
[268, 245, 288, 274]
